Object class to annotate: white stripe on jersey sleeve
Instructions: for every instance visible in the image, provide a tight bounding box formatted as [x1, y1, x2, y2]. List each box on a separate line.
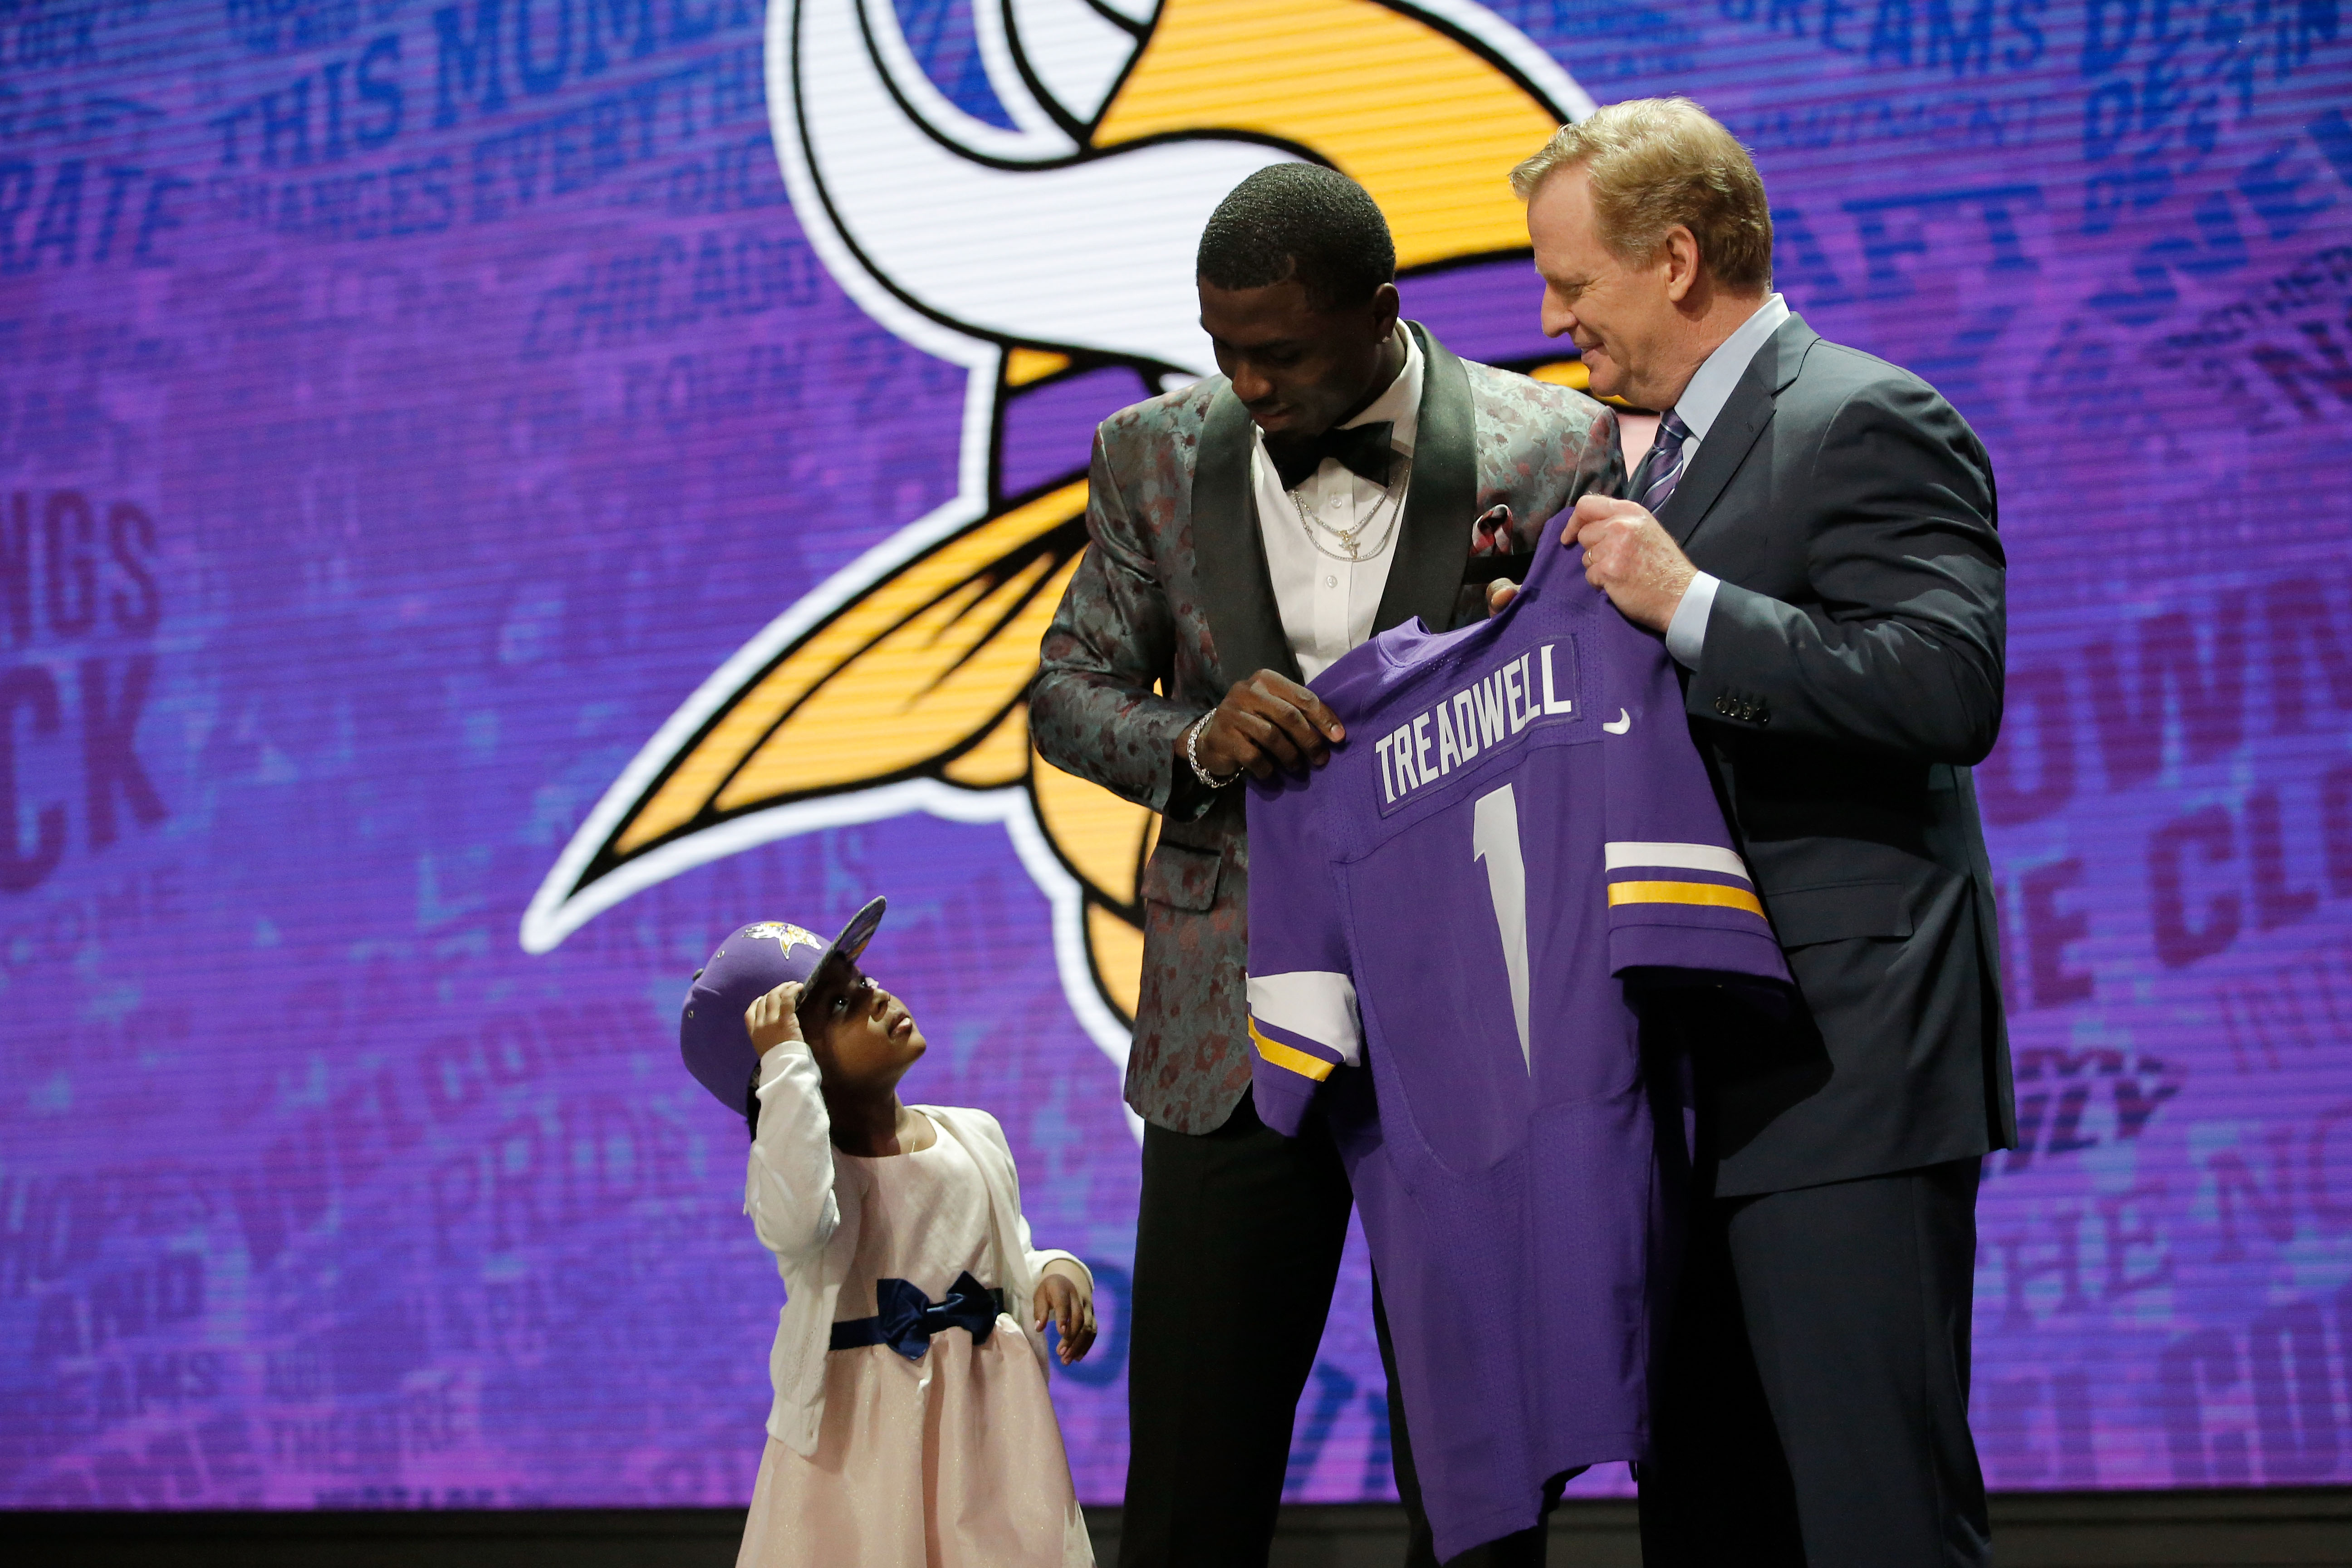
[1603, 841, 1753, 882]
[1246, 971, 1363, 1067]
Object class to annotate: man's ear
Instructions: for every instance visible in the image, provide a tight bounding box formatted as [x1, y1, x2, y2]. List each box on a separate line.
[1370, 280, 1402, 338]
[1661, 227, 1702, 305]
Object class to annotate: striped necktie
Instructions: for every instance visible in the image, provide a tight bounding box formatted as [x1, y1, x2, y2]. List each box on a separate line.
[1629, 409, 1693, 513]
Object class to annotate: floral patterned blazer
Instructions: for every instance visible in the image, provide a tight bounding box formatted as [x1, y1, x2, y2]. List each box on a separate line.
[1031, 323, 1623, 1134]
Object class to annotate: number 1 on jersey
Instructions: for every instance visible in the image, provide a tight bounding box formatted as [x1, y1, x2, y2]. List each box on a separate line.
[1472, 782, 1534, 1073]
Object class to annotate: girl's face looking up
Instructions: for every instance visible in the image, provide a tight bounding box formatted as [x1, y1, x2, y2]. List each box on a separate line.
[800, 964, 926, 1093]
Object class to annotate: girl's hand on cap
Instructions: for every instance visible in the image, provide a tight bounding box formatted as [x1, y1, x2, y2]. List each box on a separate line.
[745, 981, 807, 1056]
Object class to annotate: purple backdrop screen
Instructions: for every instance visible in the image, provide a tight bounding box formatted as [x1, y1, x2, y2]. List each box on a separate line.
[3, 0, 2351, 1512]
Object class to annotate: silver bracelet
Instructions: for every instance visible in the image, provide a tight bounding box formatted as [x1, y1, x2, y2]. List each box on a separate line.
[1185, 712, 1240, 789]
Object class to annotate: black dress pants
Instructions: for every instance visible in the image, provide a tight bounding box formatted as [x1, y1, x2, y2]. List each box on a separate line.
[1121, 1090, 1550, 1568]
[1638, 1156, 1992, 1568]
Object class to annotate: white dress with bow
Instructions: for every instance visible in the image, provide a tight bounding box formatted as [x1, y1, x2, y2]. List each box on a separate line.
[734, 1041, 1091, 1568]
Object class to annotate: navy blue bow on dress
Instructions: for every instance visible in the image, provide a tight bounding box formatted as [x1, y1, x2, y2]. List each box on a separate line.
[829, 1272, 1004, 1359]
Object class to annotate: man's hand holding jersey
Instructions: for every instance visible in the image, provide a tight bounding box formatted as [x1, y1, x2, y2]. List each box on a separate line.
[1486, 495, 1698, 632]
[1186, 671, 1347, 782]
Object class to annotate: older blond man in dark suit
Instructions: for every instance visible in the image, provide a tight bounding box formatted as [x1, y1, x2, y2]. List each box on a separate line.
[1499, 97, 2013, 1568]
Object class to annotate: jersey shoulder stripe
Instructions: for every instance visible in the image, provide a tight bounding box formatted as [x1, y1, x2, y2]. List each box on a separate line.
[1602, 841, 1752, 880]
[1249, 1018, 1338, 1083]
[1246, 970, 1362, 1066]
[1608, 879, 1768, 918]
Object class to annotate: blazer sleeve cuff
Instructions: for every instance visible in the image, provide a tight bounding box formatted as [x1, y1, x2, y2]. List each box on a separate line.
[1684, 579, 1779, 725]
[1162, 708, 1230, 821]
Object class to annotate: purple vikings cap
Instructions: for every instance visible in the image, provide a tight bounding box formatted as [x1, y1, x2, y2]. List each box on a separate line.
[679, 896, 887, 1111]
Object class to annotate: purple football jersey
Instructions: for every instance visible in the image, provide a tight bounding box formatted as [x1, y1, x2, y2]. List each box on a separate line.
[1245, 516, 1790, 1558]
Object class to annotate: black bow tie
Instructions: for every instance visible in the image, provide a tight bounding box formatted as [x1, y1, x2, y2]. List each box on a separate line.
[1266, 420, 1396, 491]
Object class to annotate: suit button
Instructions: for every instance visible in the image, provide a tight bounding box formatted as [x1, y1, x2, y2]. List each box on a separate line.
[1714, 697, 1730, 715]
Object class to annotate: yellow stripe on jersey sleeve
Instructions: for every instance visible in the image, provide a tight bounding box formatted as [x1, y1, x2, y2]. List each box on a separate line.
[1607, 880, 1768, 919]
[1250, 1019, 1337, 1082]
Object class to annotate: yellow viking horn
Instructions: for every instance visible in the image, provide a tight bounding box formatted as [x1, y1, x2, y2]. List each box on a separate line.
[1096, 0, 1583, 270]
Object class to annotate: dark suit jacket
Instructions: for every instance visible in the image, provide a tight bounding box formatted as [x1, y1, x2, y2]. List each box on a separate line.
[1031, 323, 1622, 1133]
[1661, 312, 2014, 1196]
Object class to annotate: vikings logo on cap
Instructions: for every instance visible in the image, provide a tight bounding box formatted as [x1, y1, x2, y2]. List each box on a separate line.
[525, 0, 1597, 1094]
[743, 922, 827, 960]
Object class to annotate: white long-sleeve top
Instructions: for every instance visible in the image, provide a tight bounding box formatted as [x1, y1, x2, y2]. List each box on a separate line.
[744, 1039, 1090, 1455]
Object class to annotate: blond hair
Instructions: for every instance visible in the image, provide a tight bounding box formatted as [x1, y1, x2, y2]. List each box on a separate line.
[1510, 98, 1773, 292]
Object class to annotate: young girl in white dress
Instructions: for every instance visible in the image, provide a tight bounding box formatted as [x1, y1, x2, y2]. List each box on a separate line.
[679, 898, 1098, 1568]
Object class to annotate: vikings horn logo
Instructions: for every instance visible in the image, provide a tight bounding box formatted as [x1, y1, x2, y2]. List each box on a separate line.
[743, 922, 828, 960]
[521, 0, 1595, 1084]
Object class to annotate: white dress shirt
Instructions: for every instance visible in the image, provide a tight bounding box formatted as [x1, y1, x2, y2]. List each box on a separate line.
[1661, 292, 1790, 668]
[1252, 324, 1424, 681]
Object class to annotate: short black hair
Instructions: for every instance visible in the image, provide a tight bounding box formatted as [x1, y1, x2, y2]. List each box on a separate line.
[1196, 164, 1396, 312]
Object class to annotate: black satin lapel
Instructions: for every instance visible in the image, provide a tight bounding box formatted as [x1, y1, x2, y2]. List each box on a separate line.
[1375, 322, 1477, 635]
[1191, 385, 1300, 688]
[1657, 316, 1815, 547]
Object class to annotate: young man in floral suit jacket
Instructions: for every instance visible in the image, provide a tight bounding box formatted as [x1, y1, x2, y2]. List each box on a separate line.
[1031, 166, 1621, 1568]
